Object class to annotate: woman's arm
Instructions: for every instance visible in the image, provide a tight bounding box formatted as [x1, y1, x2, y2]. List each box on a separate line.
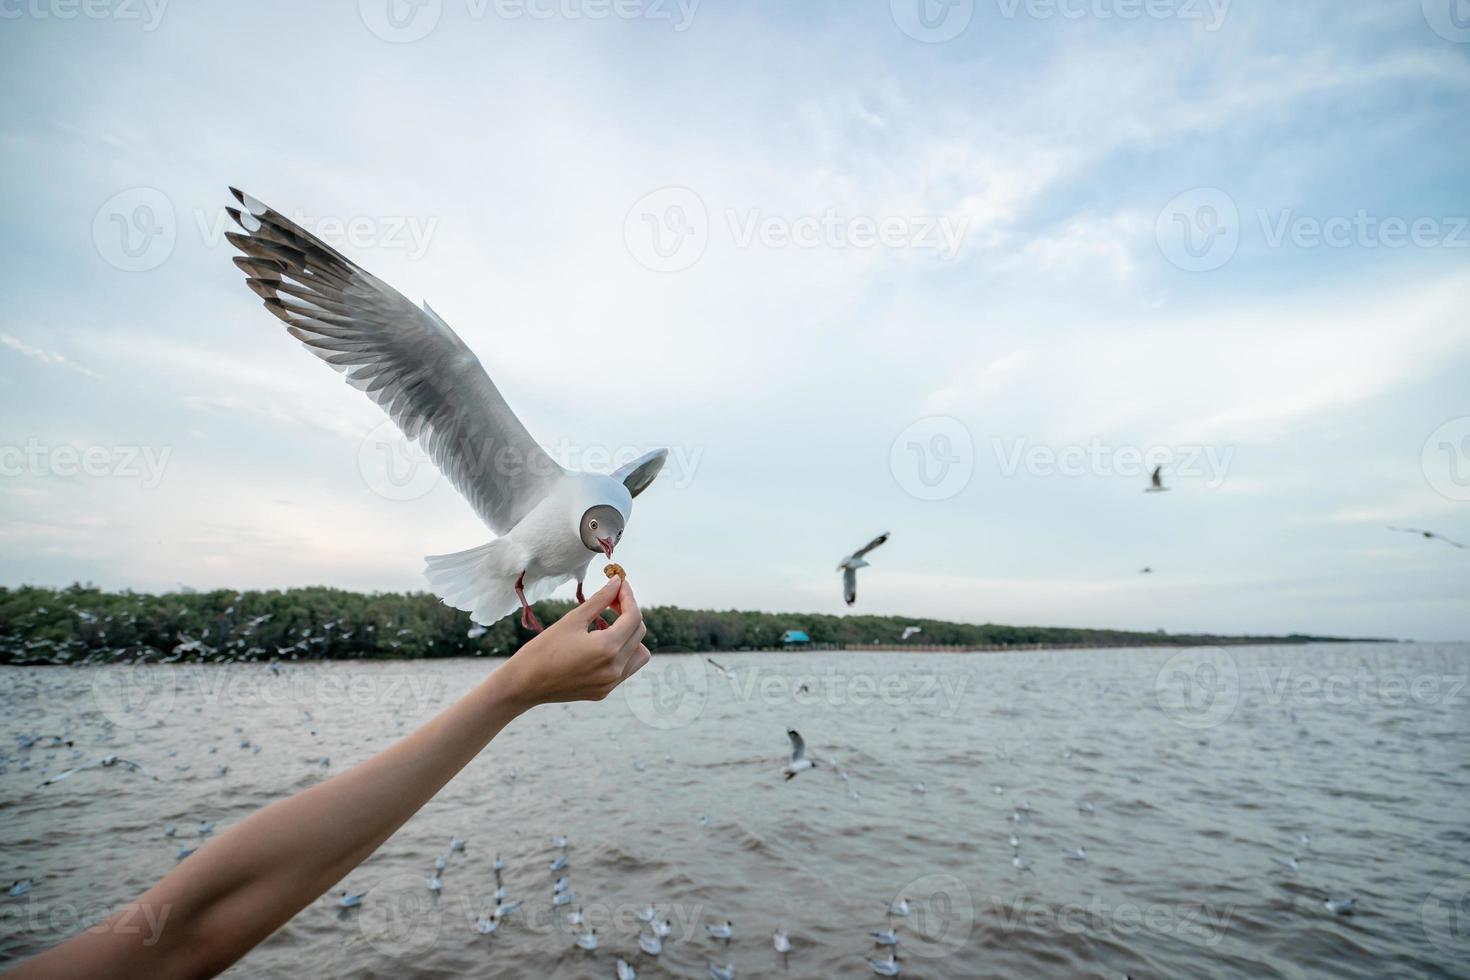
[9, 575, 649, 980]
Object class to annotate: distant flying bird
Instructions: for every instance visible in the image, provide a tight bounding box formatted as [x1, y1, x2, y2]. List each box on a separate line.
[838, 533, 890, 606]
[225, 188, 667, 631]
[782, 729, 816, 780]
[39, 755, 158, 787]
[900, 626, 922, 641]
[705, 657, 738, 680]
[1145, 465, 1169, 493]
[1387, 526, 1466, 549]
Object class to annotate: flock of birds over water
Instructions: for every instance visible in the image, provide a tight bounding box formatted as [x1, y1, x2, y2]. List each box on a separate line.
[3, 644, 1377, 979]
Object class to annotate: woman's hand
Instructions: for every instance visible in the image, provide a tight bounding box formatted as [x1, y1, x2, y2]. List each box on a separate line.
[496, 575, 651, 709]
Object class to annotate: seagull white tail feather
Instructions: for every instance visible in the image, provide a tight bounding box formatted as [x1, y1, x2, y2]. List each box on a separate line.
[424, 541, 563, 626]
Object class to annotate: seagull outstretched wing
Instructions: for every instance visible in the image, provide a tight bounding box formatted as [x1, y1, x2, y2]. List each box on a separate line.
[226, 188, 564, 535]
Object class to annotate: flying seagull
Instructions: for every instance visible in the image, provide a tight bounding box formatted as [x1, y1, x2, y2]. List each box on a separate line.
[705, 657, 738, 680]
[782, 729, 816, 780]
[838, 533, 889, 606]
[1145, 465, 1169, 493]
[1387, 526, 1466, 549]
[225, 188, 666, 631]
[39, 755, 158, 787]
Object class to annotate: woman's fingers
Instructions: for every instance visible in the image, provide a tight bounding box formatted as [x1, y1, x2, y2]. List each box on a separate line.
[606, 580, 643, 648]
[576, 576, 622, 625]
[618, 644, 651, 683]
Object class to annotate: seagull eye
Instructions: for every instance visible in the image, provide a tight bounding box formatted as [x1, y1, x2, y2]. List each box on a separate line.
[589, 519, 598, 530]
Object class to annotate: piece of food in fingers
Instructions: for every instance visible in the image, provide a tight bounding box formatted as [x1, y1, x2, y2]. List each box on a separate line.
[603, 563, 626, 580]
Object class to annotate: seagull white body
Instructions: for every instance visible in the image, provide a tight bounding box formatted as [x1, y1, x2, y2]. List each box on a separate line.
[425, 876, 443, 892]
[1063, 847, 1087, 861]
[652, 918, 673, 938]
[838, 533, 890, 606]
[709, 963, 735, 980]
[434, 855, 447, 871]
[565, 907, 584, 926]
[9, 879, 32, 897]
[773, 929, 791, 953]
[475, 916, 497, 934]
[1273, 856, 1300, 872]
[493, 854, 506, 872]
[783, 729, 816, 780]
[616, 958, 637, 980]
[494, 900, 522, 917]
[224, 188, 667, 629]
[885, 899, 910, 917]
[553, 875, 570, 894]
[552, 835, 569, 849]
[574, 928, 597, 951]
[707, 920, 734, 940]
[637, 905, 656, 922]
[449, 836, 465, 852]
[639, 931, 663, 955]
[549, 854, 568, 872]
[337, 891, 366, 908]
[1325, 897, 1355, 915]
[870, 928, 898, 946]
[552, 890, 576, 907]
[866, 952, 901, 976]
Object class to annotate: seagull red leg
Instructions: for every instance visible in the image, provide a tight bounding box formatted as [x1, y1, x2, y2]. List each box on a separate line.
[575, 580, 610, 630]
[515, 572, 543, 633]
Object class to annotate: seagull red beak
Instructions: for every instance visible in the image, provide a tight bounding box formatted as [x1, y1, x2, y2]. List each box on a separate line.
[598, 537, 615, 558]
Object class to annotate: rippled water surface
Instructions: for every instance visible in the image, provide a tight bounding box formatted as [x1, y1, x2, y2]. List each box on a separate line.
[2, 643, 1468, 978]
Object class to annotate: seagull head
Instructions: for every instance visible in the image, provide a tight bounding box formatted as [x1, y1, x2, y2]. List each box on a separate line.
[579, 505, 625, 558]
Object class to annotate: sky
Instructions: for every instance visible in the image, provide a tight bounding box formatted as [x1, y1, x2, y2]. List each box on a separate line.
[0, 0, 1467, 640]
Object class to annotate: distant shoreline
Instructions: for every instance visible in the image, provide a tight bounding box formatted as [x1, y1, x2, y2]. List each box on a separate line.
[0, 583, 1394, 666]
